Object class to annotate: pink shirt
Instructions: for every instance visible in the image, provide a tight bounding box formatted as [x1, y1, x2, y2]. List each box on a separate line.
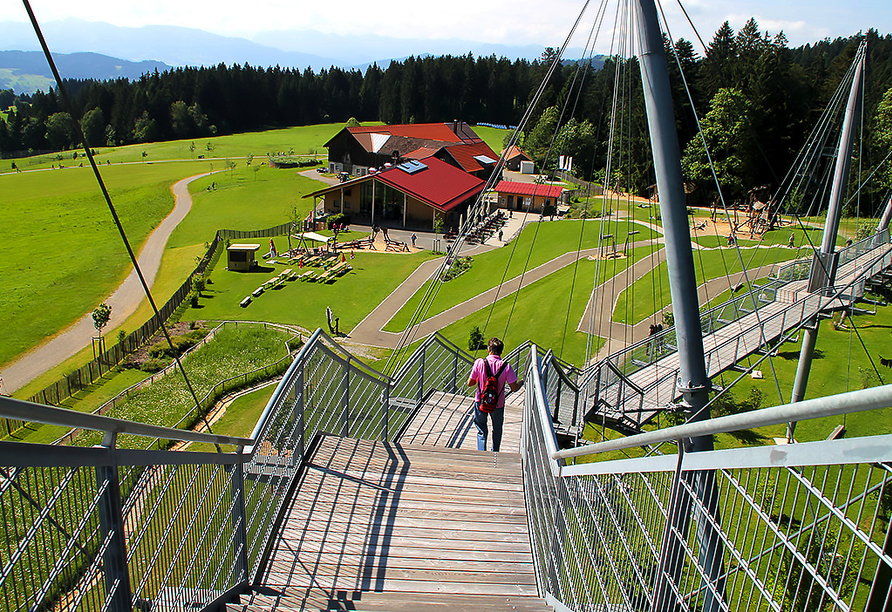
[468, 354, 518, 409]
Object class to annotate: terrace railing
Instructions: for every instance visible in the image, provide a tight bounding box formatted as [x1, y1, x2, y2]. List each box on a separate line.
[523, 343, 892, 612]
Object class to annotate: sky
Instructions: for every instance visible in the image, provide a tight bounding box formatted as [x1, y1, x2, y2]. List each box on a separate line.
[7, 0, 892, 54]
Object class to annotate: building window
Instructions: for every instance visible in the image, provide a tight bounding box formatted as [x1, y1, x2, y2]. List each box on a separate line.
[344, 202, 352, 210]
[345, 188, 352, 196]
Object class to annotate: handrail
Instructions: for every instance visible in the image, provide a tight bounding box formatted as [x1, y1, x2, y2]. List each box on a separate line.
[528, 345, 563, 472]
[0, 395, 252, 447]
[552, 383, 892, 461]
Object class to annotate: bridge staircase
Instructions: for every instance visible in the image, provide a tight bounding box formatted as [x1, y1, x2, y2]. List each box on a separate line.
[227, 391, 551, 612]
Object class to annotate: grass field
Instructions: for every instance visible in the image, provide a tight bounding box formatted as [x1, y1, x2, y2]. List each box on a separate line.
[612, 245, 805, 324]
[0, 162, 204, 367]
[472, 125, 512, 154]
[3, 123, 358, 172]
[182, 249, 438, 333]
[0, 130, 339, 373]
[384, 219, 658, 332]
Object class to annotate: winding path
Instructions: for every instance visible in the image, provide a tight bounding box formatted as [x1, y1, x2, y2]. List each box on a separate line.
[1, 172, 216, 395]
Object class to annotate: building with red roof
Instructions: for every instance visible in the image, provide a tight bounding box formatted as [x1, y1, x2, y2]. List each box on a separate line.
[494, 180, 564, 214]
[501, 145, 532, 171]
[324, 121, 499, 181]
[305, 157, 485, 230]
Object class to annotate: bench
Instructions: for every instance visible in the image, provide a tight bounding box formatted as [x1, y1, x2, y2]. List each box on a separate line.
[252, 286, 264, 297]
[240, 296, 252, 307]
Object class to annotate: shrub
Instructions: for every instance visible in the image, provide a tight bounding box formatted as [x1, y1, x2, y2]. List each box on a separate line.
[189, 290, 199, 308]
[140, 358, 168, 373]
[327, 213, 351, 229]
[468, 326, 485, 351]
[442, 256, 473, 281]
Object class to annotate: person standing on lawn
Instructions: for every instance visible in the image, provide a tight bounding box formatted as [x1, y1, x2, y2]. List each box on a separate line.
[467, 337, 523, 452]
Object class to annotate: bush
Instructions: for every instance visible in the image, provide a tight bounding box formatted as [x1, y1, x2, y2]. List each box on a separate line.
[140, 358, 168, 373]
[468, 326, 485, 351]
[327, 213, 351, 229]
[442, 256, 473, 281]
[189, 290, 199, 308]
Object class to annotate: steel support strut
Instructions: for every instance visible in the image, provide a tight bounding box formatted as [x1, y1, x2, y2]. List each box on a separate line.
[633, 0, 724, 609]
[789, 43, 866, 431]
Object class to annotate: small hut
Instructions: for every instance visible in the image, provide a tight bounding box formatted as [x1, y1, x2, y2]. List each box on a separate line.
[227, 244, 260, 271]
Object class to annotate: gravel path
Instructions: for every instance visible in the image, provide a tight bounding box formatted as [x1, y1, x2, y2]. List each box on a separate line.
[1, 172, 216, 395]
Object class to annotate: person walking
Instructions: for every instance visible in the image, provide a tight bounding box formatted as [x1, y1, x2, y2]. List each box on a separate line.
[467, 337, 523, 452]
[411, 233, 417, 248]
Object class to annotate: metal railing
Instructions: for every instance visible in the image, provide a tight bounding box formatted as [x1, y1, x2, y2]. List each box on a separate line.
[577, 231, 892, 432]
[523, 343, 892, 612]
[0, 328, 512, 612]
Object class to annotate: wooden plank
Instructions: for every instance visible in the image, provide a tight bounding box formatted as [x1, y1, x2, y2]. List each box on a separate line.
[265, 543, 534, 563]
[285, 501, 530, 523]
[260, 573, 539, 596]
[263, 557, 533, 575]
[245, 589, 552, 612]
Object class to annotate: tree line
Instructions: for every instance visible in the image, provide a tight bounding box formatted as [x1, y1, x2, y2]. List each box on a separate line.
[2, 22, 892, 213]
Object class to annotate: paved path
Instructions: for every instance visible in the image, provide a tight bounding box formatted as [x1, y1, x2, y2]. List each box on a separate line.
[1, 172, 216, 395]
[349, 236, 663, 349]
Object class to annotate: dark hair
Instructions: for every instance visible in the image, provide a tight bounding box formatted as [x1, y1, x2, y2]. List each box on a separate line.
[487, 337, 504, 355]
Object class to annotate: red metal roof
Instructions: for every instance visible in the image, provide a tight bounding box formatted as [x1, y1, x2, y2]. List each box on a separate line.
[494, 181, 563, 199]
[305, 157, 484, 212]
[440, 141, 499, 174]
[501, 145, 531, 162]
[346, 123, 473, 143]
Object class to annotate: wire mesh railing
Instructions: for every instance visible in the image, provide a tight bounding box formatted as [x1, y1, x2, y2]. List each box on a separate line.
[0, 328, 494, 612]
[577, 231, 892, 432]
[524, 344, 892, 612]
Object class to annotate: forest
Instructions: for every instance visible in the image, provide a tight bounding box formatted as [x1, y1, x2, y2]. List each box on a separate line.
[3, 21, 892, 213]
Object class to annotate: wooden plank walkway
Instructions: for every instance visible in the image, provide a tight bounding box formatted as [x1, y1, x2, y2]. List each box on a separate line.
[234, 394, 549, 612]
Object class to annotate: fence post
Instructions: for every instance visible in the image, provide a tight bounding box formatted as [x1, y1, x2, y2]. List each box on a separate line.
[417, 350, 425, 403]
[295, 365, 305, 461]
[230, 462, 250, 585]
[382, 384, 390, 441]
[95, 433, 133, 612]
[341, 359, 350, 438]
[554, 377, 562, 424]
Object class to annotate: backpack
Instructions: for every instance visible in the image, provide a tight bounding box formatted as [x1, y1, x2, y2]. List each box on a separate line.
[479, 358, 508, 413]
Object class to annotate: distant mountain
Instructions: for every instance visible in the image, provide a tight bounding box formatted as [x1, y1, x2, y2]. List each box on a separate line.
[0, 19, 586, 88]
[253, 29, 571, 66]
[0, 50, 170, 93]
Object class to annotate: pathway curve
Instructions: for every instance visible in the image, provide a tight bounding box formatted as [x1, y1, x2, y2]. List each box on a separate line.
[349, 238, 663, 348]
[1, 172, 217, 395]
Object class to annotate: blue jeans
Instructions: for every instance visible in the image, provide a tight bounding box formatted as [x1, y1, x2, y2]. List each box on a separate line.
[474, 402, 504, 451]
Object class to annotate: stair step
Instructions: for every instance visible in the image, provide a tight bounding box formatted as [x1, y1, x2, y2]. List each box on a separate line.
[236, 588, 552, 611]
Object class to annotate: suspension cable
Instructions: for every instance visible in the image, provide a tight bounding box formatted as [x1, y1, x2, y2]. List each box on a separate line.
[23, 0, 220, 450]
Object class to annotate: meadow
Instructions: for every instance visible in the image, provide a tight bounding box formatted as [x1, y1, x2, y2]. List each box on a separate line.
[0, 123, 353, 376]
[384, 219, 659, 332]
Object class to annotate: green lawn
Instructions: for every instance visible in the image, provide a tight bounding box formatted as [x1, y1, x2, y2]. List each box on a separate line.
[0, 162, 205, 367]
[612, 246, 804, 325]
[5, 123, 355, 172]
[1, 135, 335, 372]
[188, 383, 278, 453]
[384, 219, 658, 332]
[432, 256, 609, 367]
[472, 125, 512, 155]
[182, 250, 439, 333]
